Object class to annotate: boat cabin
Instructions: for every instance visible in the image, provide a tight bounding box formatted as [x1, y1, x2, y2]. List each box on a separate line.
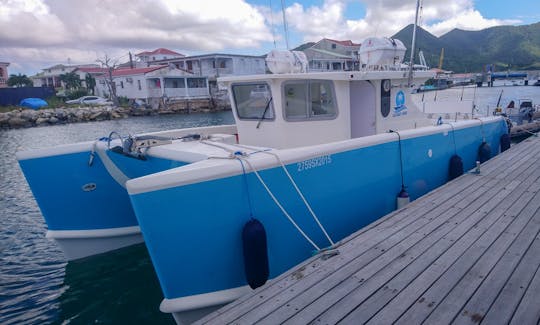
[220, 70, 434, 149]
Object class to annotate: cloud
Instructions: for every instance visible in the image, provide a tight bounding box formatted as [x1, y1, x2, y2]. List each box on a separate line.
[0, 0, 526, 75]
[284, 0, 522, 43]
[0, 0, 273, 74]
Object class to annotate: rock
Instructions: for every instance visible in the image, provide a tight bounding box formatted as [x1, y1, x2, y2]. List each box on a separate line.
[49, 117, 59, 124]
[8, 117, 31, 128]
[35, 117, 50, 125]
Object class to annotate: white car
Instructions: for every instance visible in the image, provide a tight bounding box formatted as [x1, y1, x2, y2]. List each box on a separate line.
[66, 96, 112, 106]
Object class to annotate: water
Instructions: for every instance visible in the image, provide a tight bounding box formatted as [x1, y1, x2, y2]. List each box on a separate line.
[0, 111, 234, 325]
[1, 86, 539, 324]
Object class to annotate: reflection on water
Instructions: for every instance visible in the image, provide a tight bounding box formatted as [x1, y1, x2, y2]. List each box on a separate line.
[56, 244, 174, 325]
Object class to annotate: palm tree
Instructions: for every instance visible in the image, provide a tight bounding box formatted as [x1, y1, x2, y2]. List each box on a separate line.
[59, 71, 81, 90]
[7, 73, 33, 87]
[85, 73, 96, 95]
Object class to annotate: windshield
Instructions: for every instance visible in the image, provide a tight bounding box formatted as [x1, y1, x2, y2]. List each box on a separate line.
[232, 83, 274, 120]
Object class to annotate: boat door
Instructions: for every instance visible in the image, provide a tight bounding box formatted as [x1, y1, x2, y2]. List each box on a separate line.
[350, 80, 376, 138]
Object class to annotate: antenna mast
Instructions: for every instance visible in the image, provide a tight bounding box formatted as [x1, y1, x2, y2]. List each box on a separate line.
[407, 0, 421, 87]
[281, 0, 290, 49]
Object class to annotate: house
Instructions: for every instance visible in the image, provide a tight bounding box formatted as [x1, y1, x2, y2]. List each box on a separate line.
[303, 38, 361, 71]
[0, 62, 9, 88]
[135, 48, 185, 64]
[94, 65, 209, 101]
[32, 64, 101, 88]
[152, 53, 266, 95]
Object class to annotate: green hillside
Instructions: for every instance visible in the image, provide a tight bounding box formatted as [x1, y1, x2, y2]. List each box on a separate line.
[392, 22, 540, 72]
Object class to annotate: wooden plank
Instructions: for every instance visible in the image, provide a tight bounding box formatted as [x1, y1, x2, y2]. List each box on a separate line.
[478, 213, 540, 324]
[509, 263, 540, 325]
[425, 188, 540, 324]
[393, 178, 540, 324]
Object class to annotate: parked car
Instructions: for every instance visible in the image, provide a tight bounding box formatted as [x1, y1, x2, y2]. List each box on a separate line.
[66, 96, 112, 106]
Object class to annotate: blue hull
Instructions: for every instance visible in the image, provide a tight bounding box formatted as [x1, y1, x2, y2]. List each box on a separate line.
[18, 145, 184, 232]
[129, 119, 508, 304]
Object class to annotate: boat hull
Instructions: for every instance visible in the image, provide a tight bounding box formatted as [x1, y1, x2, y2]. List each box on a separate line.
[16, 141, 184, 260]
[127, 118, 508, 322]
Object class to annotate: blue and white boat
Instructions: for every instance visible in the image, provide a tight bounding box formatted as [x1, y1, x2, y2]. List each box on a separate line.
[124, 42, 509, 323]
[16, 124, 237, 260]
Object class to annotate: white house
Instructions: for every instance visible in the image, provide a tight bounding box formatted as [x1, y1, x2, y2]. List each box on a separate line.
[0, 62, 9, 88]
[135, 48, 185, 64]
[32, 64, 101, 88]
[303, 38, 360, 71]
[95, 65, 210, 100]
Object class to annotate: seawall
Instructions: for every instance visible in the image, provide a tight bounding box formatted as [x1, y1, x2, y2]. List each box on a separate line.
[0, 98, 230, 129]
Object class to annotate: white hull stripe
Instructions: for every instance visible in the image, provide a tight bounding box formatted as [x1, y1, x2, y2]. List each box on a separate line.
[46, 226, 141, 239]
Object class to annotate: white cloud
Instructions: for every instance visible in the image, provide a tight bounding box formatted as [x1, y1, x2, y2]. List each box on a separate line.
[0, 0, 526, 75]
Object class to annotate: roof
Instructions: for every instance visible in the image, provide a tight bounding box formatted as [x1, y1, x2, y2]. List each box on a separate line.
[306, 48, 355, 59]
[75, 67, 108, 74]
[112, 66, 166, 77]
[323, 38, 361, 47]
[136, 48, 184, 57]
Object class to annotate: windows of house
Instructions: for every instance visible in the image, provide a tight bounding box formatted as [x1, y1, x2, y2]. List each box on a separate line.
[232, 83, 274, 120]
[187, 78, 206, 88]
[282, 80, 337, 121]
[137, 80, 142, 90]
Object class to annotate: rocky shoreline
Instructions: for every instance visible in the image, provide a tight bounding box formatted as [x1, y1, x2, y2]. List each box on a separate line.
[0, 98, 230, 129]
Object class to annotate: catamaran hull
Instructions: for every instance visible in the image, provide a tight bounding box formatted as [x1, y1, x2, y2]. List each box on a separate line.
[127, 118, 508, 323]
[46, 226, 144, 261]
[16, 125, 238, 261]
[16, 142, 180, 260]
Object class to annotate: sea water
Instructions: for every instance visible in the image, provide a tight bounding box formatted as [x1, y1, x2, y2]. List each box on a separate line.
[1, 86, 539, 324]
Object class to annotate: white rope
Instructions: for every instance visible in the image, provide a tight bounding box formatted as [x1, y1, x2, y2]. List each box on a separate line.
[238, 156, 321, 251]
[200, 139, 332, 250]
[261, 151, 335, 246]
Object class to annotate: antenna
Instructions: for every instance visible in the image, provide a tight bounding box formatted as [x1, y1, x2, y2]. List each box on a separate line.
[269, 0, 277, 48]
[407, 0, 421, 87]
[281, 0, 290, 49]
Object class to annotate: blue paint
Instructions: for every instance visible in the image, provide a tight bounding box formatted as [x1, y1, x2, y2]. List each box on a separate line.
[18, 150, 186, 231]
[130, 120, 508, 300]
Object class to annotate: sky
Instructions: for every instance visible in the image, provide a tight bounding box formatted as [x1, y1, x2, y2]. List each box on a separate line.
[0, 0, 538, 76]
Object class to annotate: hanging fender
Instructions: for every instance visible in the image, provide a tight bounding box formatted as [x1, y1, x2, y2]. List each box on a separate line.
[478, 141, 491, 164]
[448, 154, 464, 181]
[242, 218, 269, 289]
[500, 133, 511, 152]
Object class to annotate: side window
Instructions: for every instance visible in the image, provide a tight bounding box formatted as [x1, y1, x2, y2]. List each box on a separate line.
[232, 83, 274, 120]
[283, 80, 336, 120]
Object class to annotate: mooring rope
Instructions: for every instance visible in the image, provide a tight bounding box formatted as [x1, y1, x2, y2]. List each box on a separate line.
[201, 139, 334, 250]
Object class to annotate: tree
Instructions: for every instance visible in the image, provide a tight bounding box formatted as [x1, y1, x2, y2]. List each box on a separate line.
[7, 73, 33, 87]
[59, 71, 81, 90]
[85, 73, 96, 95]
[97, 54, 119, 106]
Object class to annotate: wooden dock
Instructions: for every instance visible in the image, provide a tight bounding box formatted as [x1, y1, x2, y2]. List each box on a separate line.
[197, 135, 540, 325]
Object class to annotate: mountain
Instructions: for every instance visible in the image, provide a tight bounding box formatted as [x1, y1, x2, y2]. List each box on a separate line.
[392, 22, 540, 72]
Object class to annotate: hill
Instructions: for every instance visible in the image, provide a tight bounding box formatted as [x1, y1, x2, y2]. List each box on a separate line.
[392, 22, 540, 72]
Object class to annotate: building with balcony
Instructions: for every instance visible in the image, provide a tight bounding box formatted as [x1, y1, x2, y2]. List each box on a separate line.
[94, 65, 209, 101]
[32, 64, 101, 88]
[0, 62, 9, 88]
[303, 38, 360, 71]
[135, 48, 185, 64]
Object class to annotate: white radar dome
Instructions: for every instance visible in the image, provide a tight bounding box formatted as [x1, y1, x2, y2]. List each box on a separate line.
[359, 37, 406, 67]
[266, 50, 308, 74]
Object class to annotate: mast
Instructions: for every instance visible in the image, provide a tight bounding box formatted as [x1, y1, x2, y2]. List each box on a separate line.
[281, 0, 290, 49]
[407, 0, 421, 87]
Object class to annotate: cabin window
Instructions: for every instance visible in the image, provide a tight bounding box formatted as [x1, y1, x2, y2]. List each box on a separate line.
[232, 83, 274, 120]
[282, 80, 337, 121]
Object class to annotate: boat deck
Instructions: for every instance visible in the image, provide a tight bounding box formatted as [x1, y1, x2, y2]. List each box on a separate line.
[197, 134, 540, 324]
